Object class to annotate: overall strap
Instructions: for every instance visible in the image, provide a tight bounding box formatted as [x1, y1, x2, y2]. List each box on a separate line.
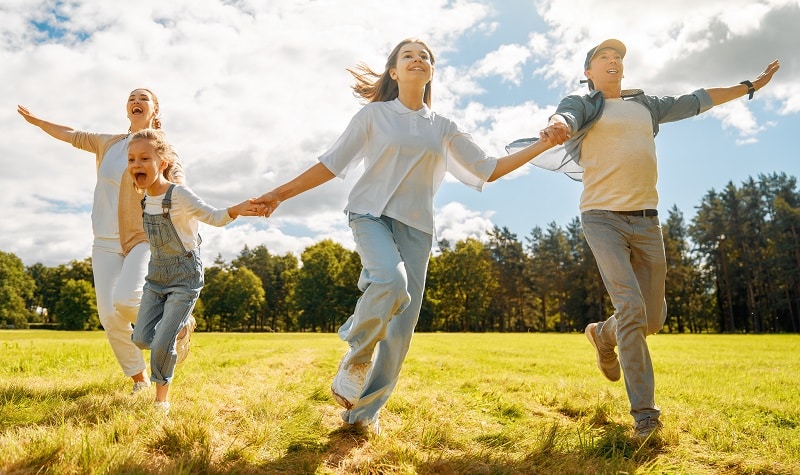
[162, 184, 177, 218]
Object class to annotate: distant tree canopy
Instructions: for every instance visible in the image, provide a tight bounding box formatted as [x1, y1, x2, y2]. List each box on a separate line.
[0, 251, 35, 328]
[7, 172, 800, 334]
[56, 279, 98, 331]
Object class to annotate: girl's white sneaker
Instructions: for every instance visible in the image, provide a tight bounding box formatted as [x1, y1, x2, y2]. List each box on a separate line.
[153, 401, 171, 415]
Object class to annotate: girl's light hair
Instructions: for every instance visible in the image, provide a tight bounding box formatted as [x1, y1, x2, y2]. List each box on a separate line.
[129, 129, 178, 184]
[129, 88, 162, 130]
[347, 38, 435, 107]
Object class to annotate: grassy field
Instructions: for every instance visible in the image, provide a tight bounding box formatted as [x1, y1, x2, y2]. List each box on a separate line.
[1, 330, 798, 474]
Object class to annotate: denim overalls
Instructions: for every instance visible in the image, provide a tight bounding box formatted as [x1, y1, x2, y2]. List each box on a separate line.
[131, 184, 203, 385]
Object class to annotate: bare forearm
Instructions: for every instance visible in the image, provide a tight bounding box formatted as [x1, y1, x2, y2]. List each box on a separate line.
[706, 84, 754, 107]
[708, 59, 781, 107]
[488, 137, 554, 182]
[30, 118, 76, 143]
[251, 161, 336, 217]
[273, 162, 336, 202]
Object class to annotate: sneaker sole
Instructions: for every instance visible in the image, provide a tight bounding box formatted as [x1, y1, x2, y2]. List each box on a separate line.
[331, 356, 356, 409]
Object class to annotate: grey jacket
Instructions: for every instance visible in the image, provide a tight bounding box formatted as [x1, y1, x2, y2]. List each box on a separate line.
[506, 88, 714, 181]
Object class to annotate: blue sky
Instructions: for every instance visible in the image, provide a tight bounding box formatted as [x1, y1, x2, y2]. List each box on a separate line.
[1, 0, 798, 267]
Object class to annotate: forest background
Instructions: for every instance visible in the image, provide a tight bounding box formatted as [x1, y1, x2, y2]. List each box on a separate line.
[2, 172, 798, 335]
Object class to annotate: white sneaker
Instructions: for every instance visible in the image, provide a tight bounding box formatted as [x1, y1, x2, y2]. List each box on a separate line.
[153, 400, 171, 415]
[355, 416, 381, 436]
[176, 315, 196, 365]
[341, 410, 381, 436]
[331, 353, 370, 410]
[131, 380, 151, 395]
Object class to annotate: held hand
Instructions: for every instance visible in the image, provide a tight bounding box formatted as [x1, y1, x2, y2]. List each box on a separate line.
[753, 59, 780, 91]
[250, 190, 282, 218]
[231, 200, 267, 218]
[17, 105, 41, 126]
[539, 122, 570, 145]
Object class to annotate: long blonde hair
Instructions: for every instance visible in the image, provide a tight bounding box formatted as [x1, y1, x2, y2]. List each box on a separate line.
[347, 38, 435, 107]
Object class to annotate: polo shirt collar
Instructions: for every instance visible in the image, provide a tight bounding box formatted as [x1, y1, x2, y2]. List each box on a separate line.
[389, 98, 433, 119]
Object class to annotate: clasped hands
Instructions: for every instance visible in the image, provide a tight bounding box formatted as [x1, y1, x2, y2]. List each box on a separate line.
[219, 191, 281, 219]
[249, 191, 281, 218]
[539, 121, 570, 145]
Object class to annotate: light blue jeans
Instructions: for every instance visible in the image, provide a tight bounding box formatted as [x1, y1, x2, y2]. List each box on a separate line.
[339, 213, 432, 425]
[580, 210, 667, 422]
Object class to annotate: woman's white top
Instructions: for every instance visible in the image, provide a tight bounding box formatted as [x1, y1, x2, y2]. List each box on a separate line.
[319, 98, 498, 235]
[142, 184, 234, 252]
[93, 137, 129, 241]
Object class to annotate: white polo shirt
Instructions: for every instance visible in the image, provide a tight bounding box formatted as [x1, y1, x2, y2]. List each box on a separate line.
[319, 98, 498, 234]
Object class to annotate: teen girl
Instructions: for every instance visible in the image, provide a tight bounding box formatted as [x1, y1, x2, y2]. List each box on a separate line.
[252, 38, 554, 434]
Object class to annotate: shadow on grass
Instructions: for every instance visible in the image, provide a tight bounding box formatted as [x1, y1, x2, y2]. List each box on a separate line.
[2, 383, 668, 475]
[413, 422, 668, 475]
[140, 424, 369, 475]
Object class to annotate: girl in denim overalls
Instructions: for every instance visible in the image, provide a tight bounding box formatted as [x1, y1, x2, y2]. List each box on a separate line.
[251, 38, 554, 434]
[127, 129, 263, 414]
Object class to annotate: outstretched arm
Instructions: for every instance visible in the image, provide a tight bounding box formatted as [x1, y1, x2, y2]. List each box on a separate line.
[17, 105, 77, 143]
[706, 59, 780, 107]
[488, 135, 555, 182]
[252, 162, 336, 217]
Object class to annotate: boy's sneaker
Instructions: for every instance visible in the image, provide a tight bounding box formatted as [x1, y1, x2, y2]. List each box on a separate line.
[585, 323, 621, 381]
[153, 401, 171, 415]
[634, 416, 662, 440]
[131, 379, 151, 395]
[331, 352, 370, 410]
[176, 315, 197, 365]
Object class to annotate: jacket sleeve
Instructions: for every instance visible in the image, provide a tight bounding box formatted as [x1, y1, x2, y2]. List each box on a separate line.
[553, 94, 593, 133]
[648, 89, 713, 124]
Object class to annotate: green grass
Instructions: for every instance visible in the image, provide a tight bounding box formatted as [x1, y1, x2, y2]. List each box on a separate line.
[1, 331, 798, 474]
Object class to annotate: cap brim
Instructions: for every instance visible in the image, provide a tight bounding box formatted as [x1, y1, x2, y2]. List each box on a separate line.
[585, 39, 626, 69]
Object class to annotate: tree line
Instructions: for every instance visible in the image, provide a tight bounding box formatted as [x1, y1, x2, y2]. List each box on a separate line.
[1, 173, 798, 334]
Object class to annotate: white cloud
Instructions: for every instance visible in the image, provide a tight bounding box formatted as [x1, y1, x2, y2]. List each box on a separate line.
[0, 0, 493, 266]
[0, 0, 796, 269]
[434, 202, 495, 246]
[473, 43, 532, 85]
[529, 0, 799, 137]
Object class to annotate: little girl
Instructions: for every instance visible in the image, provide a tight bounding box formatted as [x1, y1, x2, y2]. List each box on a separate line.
[127, 129, 263, 414]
